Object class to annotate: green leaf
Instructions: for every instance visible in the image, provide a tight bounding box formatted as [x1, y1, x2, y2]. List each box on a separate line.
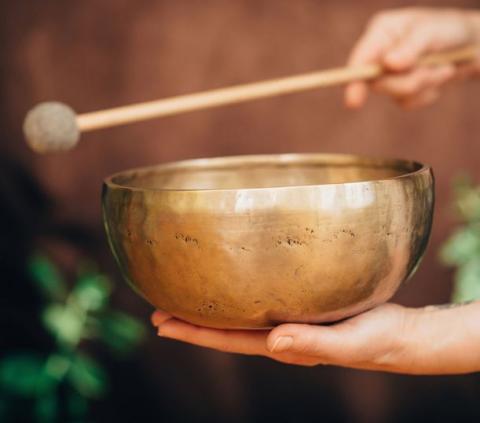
[452, 258, 480, 303]
[0, 355, 56, 396]
[67, 354, 107, 399]
[28, 255, 67, 301]
[73, 272, 112, 312]
[97, 311, 146, 356]
[44, 354, 71, 381]
[440, 226, 480, 266]
[42, 304, 84, 347]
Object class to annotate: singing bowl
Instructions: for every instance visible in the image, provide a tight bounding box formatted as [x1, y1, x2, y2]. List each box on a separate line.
[102, 153, 434, 329]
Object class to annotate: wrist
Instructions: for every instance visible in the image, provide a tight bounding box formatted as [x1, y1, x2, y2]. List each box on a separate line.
[400, 302, 480, 374]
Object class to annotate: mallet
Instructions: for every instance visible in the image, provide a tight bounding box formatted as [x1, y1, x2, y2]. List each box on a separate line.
[23, 45, 477, 153]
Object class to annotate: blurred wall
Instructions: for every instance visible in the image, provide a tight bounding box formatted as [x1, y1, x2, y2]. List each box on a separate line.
[2, 0, 480, 422]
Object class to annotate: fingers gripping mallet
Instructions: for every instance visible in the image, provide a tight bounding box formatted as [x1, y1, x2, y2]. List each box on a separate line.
[23, 45, 476, 153]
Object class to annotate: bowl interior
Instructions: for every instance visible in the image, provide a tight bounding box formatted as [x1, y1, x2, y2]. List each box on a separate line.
[109, 154, 423, 191]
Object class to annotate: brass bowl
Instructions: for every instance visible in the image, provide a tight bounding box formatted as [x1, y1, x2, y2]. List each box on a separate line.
[102, 153, 434, 329]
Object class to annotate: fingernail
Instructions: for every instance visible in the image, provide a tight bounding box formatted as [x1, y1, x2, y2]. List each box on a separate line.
[151, 310, 171, 327]
[270, 336, 293, 352]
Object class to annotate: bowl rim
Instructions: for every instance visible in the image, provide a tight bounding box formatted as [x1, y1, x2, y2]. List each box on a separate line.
[103, 153, 432, 193]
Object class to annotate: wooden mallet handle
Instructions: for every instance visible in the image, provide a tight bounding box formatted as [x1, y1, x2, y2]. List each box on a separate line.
[77, 45, 477, 132]
[24, 45, 477, 152]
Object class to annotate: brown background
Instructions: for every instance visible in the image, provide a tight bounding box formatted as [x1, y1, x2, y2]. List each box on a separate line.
[2, 0, 480, 422]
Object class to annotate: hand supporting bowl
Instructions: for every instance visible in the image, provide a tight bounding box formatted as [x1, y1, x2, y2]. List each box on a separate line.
[102, 153, 434, 329]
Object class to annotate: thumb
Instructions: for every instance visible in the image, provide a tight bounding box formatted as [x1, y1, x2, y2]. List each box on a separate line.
[266, 323, 356, 364]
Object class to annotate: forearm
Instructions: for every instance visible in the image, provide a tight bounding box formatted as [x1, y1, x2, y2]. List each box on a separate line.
[392, 301, 480, 374]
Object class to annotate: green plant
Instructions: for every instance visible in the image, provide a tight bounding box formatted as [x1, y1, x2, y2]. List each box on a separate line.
[0, 255, 146, 422]
[440, 176, 480, 302]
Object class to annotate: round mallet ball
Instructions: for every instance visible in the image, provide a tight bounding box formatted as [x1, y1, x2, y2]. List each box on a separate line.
[23, 102, 80, 153]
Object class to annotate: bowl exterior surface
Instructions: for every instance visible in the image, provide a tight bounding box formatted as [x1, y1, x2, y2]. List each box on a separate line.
[102, 154, 434, 328]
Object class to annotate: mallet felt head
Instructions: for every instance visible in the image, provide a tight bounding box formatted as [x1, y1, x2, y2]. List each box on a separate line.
[23, 102, 79, 153]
